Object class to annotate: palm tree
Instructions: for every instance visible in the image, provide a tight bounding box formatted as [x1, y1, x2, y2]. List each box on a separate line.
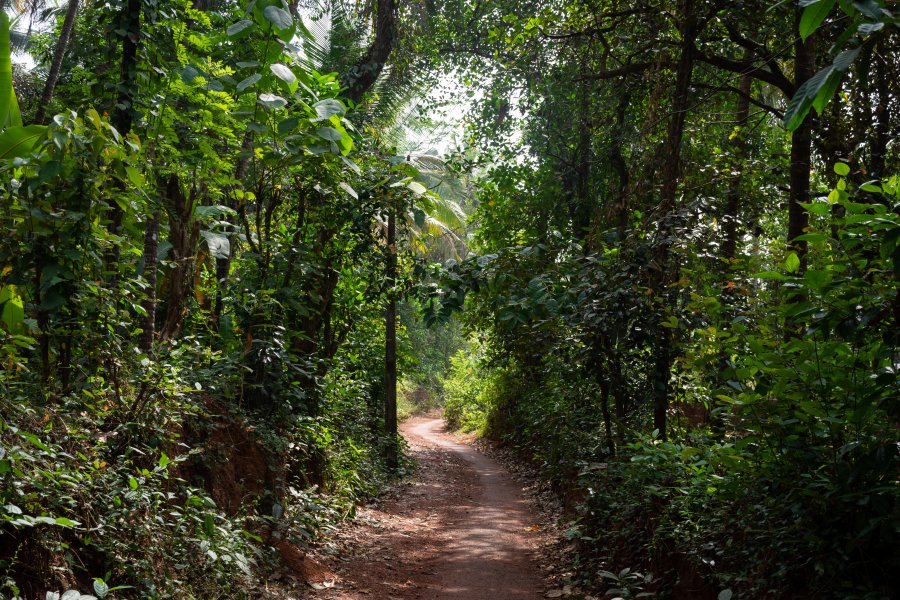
[33, 0, 79, 124]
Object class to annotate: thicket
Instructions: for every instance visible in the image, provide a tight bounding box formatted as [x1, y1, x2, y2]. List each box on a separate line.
[425, 1, 899, 598]
[0, 0, 456, 597]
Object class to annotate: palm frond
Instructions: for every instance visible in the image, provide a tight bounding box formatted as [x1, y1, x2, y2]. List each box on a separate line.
[295, 0, 367, 73]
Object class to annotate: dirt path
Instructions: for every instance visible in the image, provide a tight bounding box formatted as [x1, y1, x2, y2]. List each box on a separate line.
[314, 415, 547, 599]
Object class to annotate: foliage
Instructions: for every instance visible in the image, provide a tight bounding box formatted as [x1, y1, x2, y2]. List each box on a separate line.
[0, 0, 449, 596]
[417, 0, 900, 597]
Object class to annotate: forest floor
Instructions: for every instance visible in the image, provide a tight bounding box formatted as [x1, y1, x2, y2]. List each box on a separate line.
[296, 414, 573, 600]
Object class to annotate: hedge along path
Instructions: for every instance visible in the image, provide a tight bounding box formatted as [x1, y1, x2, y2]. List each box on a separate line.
[318, 415, 545, 599]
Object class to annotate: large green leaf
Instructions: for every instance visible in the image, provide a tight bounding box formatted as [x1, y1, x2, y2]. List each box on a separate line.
[799, 0, 836, 42]
[0, 125, 47, 159]
[0, 285, 25, 334]
[0, 12, 16, 128]
[200, 230, 231, 259]
[312, 99, 346, 122]
[784, 48, 859, 130]
[269, 63, 298, 93]
[262, 5, 295, 42]
[226, 19, 254, 38]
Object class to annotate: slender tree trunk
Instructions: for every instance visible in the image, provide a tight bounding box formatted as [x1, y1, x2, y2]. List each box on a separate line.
[597, 367, 616, 457]
[787, 30, 815, 273]
[650, 0, 698, 441]
[721, 70, 753, 269]
[214, 132, 254, 328]
[139, 211, 159, 351]
[714, 71, 753, 432]
[34, 0, 81, 125]
[385, 207, 398, 471]
[160, 176, 199, 341]
[870, 42, 889, 180]
[106, 0, 141, 277]
[611, 92, 631, 239]
[573, 73, 593, 239]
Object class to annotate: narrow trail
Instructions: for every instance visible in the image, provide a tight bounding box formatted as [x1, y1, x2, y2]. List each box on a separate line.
[315, 415, 547, 599]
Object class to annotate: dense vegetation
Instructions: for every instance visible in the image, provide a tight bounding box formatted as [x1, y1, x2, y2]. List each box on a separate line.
[430, 1, 899, 598]
[0, 0, 897, 598]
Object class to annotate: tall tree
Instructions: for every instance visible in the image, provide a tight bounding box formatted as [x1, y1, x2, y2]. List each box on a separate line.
[33, 0, 80, 125]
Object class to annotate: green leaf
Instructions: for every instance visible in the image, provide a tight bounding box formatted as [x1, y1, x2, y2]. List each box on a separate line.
[0, 285, 25, 334]
[92, 580, 109, 599]
[784, 65, 832, 130]
[200, 230, 231, 260]
[20, 432, 52, 453]
[407, 181, 427, 195]
[718, 590, 733, 600]
[194, 205, 237, 220]
[0, 125, 47, 159]
[799, 0, 836, 42]
[832, 47, 861, 72]
[338, 182, 358, 199]
[315, 126, 343, 142]
[0, 13, 22, 128]
[128, 476, 138, 490]
[203, 513, 216, 535]
[236, 73, 261, 93]
[225, 19, 253, 39]
[262, 5, 295, 41]
[54, 517, 80, 527]
[258, 93, 287, 109]
[811, 69, 841, 114]
[269, 63, 297, 92]
[834, 162, 850, 176]
[784, 252, 801, 273]
[803, 270, 830, 288]
[158, 453, 170, 469]
[226, 19, 254, 38]
[852, 0, 884, 19]
[277, 116, 299, 135]
[125, 166, 144, 187]
[311, 99, 346, 122]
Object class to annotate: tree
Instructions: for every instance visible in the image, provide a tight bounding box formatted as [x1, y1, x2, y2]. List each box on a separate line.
[33, 0, 79, 125]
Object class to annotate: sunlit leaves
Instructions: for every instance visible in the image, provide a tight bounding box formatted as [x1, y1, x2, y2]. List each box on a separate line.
[312, 99, 346, 122]
[270, 63, 298, 93]
[258, 93, 287, 109]
[262, 5, 295, 42]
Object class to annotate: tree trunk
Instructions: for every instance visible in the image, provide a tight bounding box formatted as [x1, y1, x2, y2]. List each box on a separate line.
[650, 0, 698, 442]
[385, 207, 398, 471]
[106, 0, 141, 278]
[139, 211, 159, 351]
[721, 70, 753, 269]
[611, 92, 631, 239]
[573, 74, 593, 239]
[342, 0, 396, 105]
[787, 29, 815, 273]
[160, 176, 199, 341]
[34, 0, 80, 125]
[597, 366, 616, 457]
[870, 41, 890, 180]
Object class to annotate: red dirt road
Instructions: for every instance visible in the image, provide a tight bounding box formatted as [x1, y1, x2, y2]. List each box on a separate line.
[315, 416, 546, 599]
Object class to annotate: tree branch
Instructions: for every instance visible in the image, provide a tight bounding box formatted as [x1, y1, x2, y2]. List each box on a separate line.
[695, 51, 794, 95]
